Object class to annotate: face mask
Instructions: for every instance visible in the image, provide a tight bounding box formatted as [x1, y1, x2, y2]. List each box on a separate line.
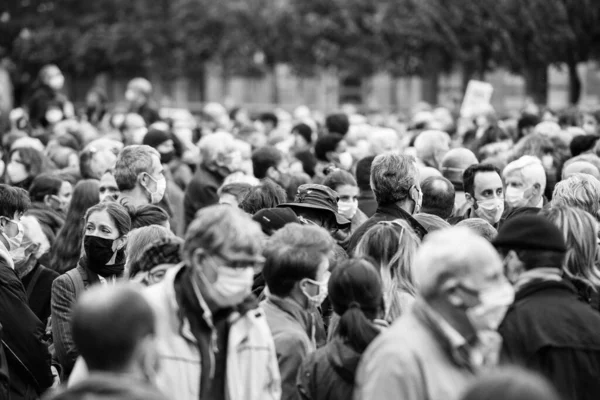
[83, 235, 125, 277]
[49, 195, 67, 213]
[125, 89, 137, 103]
[198, 264, 254, 308]
[2, 220, 24, 252]
[475, 198, 504, 224]
[7, 162, 28, 185]
[542, 155, 554, 171]
[45, 109, 64, 124]
[505, 186, 529, 209]
[463, 283, 515, 332]
[48, 75, 64, 91]
[160, 151, 175, 164]
[338, 200, 358, 219]
[337, 152, 353, 170]
[302, 271, 330, 308]
[144, 173, 167, 204]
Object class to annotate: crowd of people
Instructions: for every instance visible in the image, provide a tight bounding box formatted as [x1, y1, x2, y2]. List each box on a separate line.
[2, 63, 600, 400]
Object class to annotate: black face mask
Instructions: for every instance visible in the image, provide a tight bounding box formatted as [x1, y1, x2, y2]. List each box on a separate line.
[83, 235, 125, 277]
[160, 151, 175, 164]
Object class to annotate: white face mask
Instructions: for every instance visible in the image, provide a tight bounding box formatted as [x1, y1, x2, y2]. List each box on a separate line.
[302, 271, 330, 308]
[338, 152, 353, 170]
[48, 75, 64, 91]
[505, 186, 530, 209]
[465, 283, 515, 332]
[45, 108, 64, 124]
[125, 89, 137, 103]
[198, 265, 254, 308]
[144, 174, 167, 204]
[475, 198, 504, 224]
[2, 220, 24, 267]
[338, 200, 358, 219]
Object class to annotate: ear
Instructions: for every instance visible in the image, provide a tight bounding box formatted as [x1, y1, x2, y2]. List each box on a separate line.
[114, 236, 127, 251]
[532, 183, 541, 196]
[266, 166, 278, 180]
[441, 278, 463, 307]
[464, 192, 475, 206]
[44, 194, 53, 207]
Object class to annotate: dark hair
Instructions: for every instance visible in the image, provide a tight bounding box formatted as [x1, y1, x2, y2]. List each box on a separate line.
[460, 367, 561, 400]
[323, 170, 358, 192]
[356, 156, 375, 191]
[326, 113, 350, 136]
[498, 248, 565, 271]
[251, 146, 283, 179]
[570, 135, 600, 158]
[463, 164, 502, 197]
[10, 147, 50, 178]
[239, 179, 287, 215]
[517, 113, 541, 137]
[420, 176, 455, 220]
[28, 174, 64, 203]
[292, 123, 313, 144]
[314, 134, 344, 162]
[259, 112, 278, 128]
[286, 173, 311, 204]
[329, 258, 383, 353]
[85, 202, 132, 237]
[50, 180, 100, 273]
[293, 150, 317, 177]
[0, 184, 31, 218]
[263, 223, 334, 297]
[130, 204, 169, 230]
[218, 183, 253, 203]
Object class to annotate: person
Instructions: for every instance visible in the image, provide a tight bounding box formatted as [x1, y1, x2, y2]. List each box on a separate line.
[420, 176, 455, 220]
[28, 174, 72, 217]
[0, 185, 55, 399]
[323, 169, 368, 232]
[125, 77, 160, 125]
[542, 205, 600, 308]
[355, 156, 377, 217]
[346, 153, 427, 255]
[15, 215, 56, 325]
[27, 64, 71, 129]
[143, 128, 193, 190]
[218, 182, 252, 207]
[456, 218, 497, 242]
[450, 164, 505, 227]
[355, 220, 420, 322]
[258, 112, 279, 137]
[354, 227, 514, 400]
[115, 145, 166, 208]
[495, 215, 600, 400]
[6, 147, 54, 190]
[414, 130, 451, 170]
[120, 113, 148, 145]
[297, 258, 385, 400]
[239, 179, 287, 215]
[79, 139, 123, 180]
[314, 134, 353, 175]
[46, 285, 167, 400]
[251, 208, 301, 237]
[51, 202, 131, 377]
[413, 213, 451, 233]
[291, 123, 315, 152]
[503, 156, 546, 209]
[460, 367, 561, 400]
[129, 204, 170, 230]
[49, 179, 100, 274]
[325, 113, 350, 136]
[184, 132, 239, 229]
[562, 160, 600, 180]
[441, 148, 478, 211]
[251, 146, 291, 190]
[142, 205, 280, 400]
[125, 225, 173, 274]
[517, 113, 541, 139]
[552, 173, 600, 220]
[261, 223, 334, 400]
[99, 170, 120, 202]
[128, 236, 183, 286]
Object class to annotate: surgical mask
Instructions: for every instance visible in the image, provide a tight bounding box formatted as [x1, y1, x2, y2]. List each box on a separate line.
[338, 200, 358, 219]
[475, 198, 504, 224]
[505, 186, 529, 209]
[302, 271, 330, 308]
[125, 89, 137, 102]
[144, 173, 167, 204]
[198, 265, 254, 308]
[2, 220, 24, 253]
[48, 75, 64, 91]
[463, 283, 515, 332]
[338, 152, 353, 170]
[46, 108, 64, 124]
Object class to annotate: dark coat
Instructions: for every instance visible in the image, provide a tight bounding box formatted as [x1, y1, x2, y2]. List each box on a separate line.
[499, 279, 600, 400]
[183, 165, 224, 230]
[21, 263, 60, 325]
[297, 338, 361, 400]
[357, 190, 377, 218]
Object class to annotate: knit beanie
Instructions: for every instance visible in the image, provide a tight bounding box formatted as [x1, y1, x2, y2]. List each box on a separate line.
[252, 208, 300, 236]
[493, 214, 566, 252]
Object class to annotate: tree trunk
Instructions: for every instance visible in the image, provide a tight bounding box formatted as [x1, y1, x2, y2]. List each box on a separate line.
[421, 49, 441, 105]
[389, 76, 398, 112]
[568, 61, 581, 105]
[270, 64, 280, 105]
[523, 64, 548, 105]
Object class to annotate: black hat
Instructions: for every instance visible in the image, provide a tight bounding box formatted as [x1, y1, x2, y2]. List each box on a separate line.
[253, 208, 300, 236]
[278, 184, 351, 228]
[493, 215, 566, 252]
[143, 129, 171, 149]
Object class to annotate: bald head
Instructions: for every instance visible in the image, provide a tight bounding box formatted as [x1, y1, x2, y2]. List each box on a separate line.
[421, 176, 455, 219]
[562, 161, 600, 180]
[72, 284, 155, 372]
[441, 148, 478, 190]
[414, 130, 451, 169]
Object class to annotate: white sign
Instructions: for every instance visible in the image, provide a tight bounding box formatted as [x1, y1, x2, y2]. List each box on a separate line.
[460, 80, 494, 118]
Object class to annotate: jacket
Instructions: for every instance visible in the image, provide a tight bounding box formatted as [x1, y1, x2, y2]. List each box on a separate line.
[346, 203, 427, 255]
[353, 301, 477, 400]
[0, 245, 54, 399]
[297, 338, 360, 400]
[143, 264, 281, 400]
[21, 263, 59, 325]
[183, 165, 224, 230]
[499, 279, 600, 400]
[262, 296, 315, 400]
[357, 191, 377, 218]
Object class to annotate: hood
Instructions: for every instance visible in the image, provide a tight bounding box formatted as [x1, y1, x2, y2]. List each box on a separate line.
[46, 374, 167, 400]
[327, 338, 362, 384]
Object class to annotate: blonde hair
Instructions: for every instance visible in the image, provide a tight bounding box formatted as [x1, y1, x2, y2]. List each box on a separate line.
[543, 205, 600, 289]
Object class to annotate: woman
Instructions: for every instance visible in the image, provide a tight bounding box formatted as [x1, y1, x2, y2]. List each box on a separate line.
[129, 204, 170, 230]
[323, 169, 368, 233]
[354, 219, 420, 322]
[6, 147, 54, 190]
[125, 225, 173, 275]
[51, 202, 131, 377]
[461, 367, 561, 400]
[297, 258, 385, 400]
[50, 180, 100, 274]
[542, 205, 600, 309]
[29, 174, 72, 217]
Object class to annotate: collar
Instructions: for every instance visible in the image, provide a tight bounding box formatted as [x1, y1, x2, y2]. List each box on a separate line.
[535, 196, 544, 209]
[375, 203, 428, 238]
[420, 301, 467, 349]
[514, 268, 562, 293]
[266, 294, 315, 343]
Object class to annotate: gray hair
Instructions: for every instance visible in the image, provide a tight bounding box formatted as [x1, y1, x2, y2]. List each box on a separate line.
[198, 132, 237, 166]
[414, 130, 450, 161]
[114, 145, 160, 191]
[370, 153, 419, 205]
[552, 173, 600, 220]
[456, 218, 497, 242]
[503, 155, 546, 190]
[125, 225, 173, 273]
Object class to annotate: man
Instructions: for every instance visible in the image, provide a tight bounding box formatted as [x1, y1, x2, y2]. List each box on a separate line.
[125, 77, 160, 125]
[414, 130, 451, 170]
[251, 146, 290, 190]
[79, 138, 123, 180]
[239, 180, 287, 215]
[184, 132, 239, 229]
[314, 134, 353, 175]
[325, 113, 350, 136]
[47, 284, 167, 400]
[502, 156, 546, 210]
[0, 185, 54, 399]
[115, 145, 165, 208]
[143, 206, 280, 400]
[120, 113, 148, 145]
[450, 164, 505, 227]
[495, 215, 600, 400]
[99, 170, 120, 202]
[441, 148, 478, 211]
[258, 112, 279, 137]
[552, 173, 600, 219]
[355, 156, 377, 217]
[420, 176, 455, 220]
[354, 228, 514, 400]
[347, 153, 427, 254]
[562, 160, 600, 180]
[262, 223, 334, 400]
[291, 123, 314, 152]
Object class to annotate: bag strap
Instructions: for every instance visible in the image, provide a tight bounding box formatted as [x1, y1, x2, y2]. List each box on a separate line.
[65, 267, 85, 299]
[25, 266, 44, 300]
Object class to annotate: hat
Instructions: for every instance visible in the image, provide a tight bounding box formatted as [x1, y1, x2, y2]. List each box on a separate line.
[278, 184, 351, 228]
[143, 129, 171, 149]
[252, 208, 300, 236]
[493, 215, 566, 252]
